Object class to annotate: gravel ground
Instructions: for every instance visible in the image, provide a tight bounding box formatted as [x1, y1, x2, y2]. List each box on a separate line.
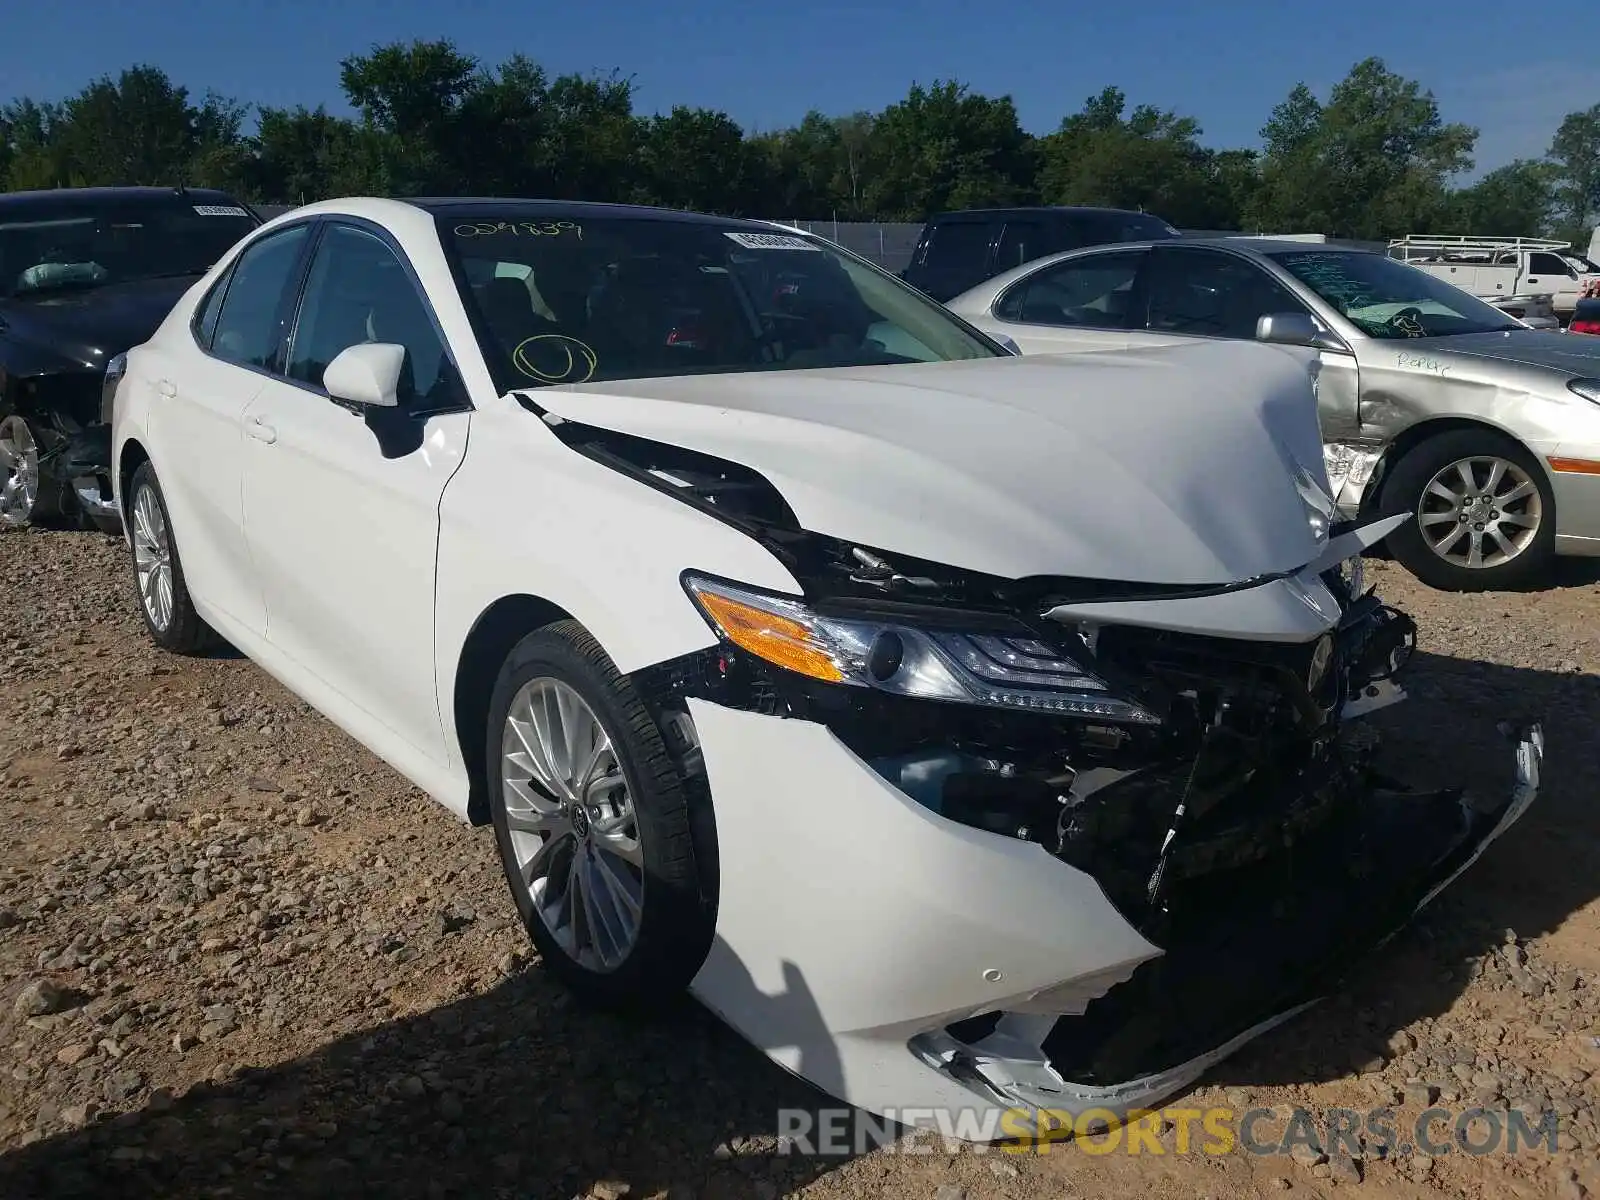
[1, 525, 1598, 1200]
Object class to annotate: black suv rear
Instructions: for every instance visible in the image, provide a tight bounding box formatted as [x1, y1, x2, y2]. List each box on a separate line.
[902, 206, 1183, 302]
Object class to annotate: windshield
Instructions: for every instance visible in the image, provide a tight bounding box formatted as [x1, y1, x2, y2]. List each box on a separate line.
[1268, 250, 1521, 339]
[440, 211, 1004, 389]
[0, 199, 259, 299]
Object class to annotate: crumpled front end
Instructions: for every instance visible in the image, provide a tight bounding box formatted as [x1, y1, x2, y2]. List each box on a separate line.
[630, 533, 1543, 1139]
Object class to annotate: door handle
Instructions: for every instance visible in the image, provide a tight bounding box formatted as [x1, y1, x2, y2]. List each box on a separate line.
[155, 379, 177, 398]
[246, 416, 277, 445]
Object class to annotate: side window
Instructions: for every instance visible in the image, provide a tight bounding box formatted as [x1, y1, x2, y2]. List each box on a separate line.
[922, 221, 996, 272]
[995, 221, 1046, 272]
[286, 224, 453, 409]
[210, 224, 311, 371]
[994, 251, 1146, 329]
[1145, 248, 1304, 339]
[192, 269, 231, 350]
[1528, 252, 1571, 278]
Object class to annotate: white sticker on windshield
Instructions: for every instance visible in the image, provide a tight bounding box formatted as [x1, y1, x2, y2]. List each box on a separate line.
[724, 231, 821, 251]
[193, 205, 249, 217]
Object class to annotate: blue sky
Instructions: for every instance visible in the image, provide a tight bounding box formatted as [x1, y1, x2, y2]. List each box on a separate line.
[3, 0, 1594, 179]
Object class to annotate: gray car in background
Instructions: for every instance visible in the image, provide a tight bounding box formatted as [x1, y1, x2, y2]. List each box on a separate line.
[947, 238, 1600, 591]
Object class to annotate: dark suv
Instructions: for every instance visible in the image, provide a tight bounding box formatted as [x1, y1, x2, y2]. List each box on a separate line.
[901, 206, 1183, 303]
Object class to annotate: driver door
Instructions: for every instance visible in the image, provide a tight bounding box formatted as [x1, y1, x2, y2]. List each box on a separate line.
[240, 220, 472, 769]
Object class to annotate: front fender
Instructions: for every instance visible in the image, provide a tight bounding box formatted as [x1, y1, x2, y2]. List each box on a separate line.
[432, 402, 805, 774]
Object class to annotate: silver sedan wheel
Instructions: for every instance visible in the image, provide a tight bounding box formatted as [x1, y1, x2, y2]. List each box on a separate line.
[501, 677, 644, 972]
[0, 416, 40, 527]
[1416, 455, 1542, 570]
[131, 483, 175, 631]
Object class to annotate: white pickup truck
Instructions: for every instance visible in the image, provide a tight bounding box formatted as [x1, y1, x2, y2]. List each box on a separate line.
[1388, 235, 1600, 319]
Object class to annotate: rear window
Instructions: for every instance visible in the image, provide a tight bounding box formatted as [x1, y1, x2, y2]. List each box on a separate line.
[921, 222, 995, 271]
[1073, 212, 1182, 245]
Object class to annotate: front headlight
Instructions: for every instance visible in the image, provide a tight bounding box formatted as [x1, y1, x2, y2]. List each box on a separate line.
[682, 573, 1160, 725]
[1567, 378, 1600, 405]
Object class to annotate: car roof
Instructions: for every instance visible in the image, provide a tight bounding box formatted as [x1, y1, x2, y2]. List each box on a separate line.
[924, 205, 1170, 222]
[401, 197, 792, 231]
[0, 186, 246, 212]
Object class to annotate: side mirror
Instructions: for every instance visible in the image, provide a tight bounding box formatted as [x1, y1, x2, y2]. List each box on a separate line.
[1255, 312, 1347, 354]
[991, 332, 1022, 355]
[323, 342, 405, 408]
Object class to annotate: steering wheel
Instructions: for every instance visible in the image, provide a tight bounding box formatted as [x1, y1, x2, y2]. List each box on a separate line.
[1387, 306, 1426, 337]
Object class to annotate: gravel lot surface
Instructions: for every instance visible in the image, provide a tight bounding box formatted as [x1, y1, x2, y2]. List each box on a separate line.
[1, 525, 1598, 1200]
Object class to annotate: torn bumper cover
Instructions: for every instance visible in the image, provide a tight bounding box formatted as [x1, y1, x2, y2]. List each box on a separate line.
[657, 564, 1544, 1140]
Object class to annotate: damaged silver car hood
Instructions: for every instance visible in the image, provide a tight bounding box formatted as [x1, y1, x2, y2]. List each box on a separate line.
[525, 341, 1331, 585]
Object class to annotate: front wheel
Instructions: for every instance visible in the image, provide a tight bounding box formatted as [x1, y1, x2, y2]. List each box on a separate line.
[485, 620, 715, 1009]
[0, 414, 56, 528]
[127, 462, 218, 653]
[1379, 429, 1556, 591]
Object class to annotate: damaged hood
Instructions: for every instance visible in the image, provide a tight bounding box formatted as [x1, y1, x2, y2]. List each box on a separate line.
[528, 341, 1331, 585]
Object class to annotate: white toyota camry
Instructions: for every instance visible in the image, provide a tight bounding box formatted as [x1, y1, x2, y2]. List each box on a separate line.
[106, 198, 1541, 1138]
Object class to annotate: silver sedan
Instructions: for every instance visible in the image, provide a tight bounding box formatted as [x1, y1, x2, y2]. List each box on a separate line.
[947, 238, 1600, 591]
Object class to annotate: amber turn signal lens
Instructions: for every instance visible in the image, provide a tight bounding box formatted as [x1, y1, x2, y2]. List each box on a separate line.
[693, 589, 845, 683]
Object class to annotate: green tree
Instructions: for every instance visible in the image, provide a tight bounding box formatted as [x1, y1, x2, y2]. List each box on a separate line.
[1548, 105, 1600, 245]
[1447, 160, 1557, 237]
[1, 99, 71, 190]
[863, 81, 1034, 219]
[637, 106, 764, 213]
[1250, 59, 1475, 239]
[1037, 86, 1243, 227]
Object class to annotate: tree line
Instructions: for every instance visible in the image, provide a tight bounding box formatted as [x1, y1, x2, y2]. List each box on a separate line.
[4, 41, 1600, 244]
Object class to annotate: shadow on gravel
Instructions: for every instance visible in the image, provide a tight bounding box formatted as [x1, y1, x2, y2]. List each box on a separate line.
[0, 944, 861, 1199]
[0, 652, 1595, 1197]
[1206, 649, 1600, 1091]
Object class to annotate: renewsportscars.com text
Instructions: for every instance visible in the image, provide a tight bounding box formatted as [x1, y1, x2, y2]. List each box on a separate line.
[776, 1104, 1561, 1157]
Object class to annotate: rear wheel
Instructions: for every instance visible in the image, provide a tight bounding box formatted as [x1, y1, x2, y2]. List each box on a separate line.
[127, 462, 217, 654]
[486, 620, 714, 1009]
[1379, 429, 1555, 591]
[0, 415, 55, 528]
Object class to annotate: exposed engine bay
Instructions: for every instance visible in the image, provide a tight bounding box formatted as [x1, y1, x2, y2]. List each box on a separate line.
[538, 403, 1542, 1118]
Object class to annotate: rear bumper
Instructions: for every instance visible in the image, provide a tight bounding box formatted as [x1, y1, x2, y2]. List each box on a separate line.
[688, 694, 1543, 1138]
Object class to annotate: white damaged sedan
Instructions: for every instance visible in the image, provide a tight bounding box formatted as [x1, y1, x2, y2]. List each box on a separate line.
[107, 198, 1542, 1137]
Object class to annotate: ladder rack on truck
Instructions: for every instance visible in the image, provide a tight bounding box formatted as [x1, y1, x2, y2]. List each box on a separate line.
[1388, 235, 1571, 264]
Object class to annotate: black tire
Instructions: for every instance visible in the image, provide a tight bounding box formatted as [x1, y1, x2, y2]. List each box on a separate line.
[485, 619, 715, 1010]
[127, 462, 218, 654]
[1378, 428, 1556, 592]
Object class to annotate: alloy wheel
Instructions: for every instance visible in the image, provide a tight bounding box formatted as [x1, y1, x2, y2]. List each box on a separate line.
[0, 416, 40, 527]
[131, 483, 175, 631]
[1416, 455, 1542, 570]
[500, 677, 644, 972]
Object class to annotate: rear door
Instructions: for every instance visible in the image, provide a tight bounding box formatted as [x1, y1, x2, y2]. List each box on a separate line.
[144, 220, 313, 639]
[903, 218, 1000, 301]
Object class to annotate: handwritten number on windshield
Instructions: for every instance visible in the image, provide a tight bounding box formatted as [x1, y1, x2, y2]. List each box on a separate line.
[456, 221, 583, 240]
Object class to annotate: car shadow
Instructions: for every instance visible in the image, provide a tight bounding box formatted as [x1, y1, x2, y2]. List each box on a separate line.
[0, 651, 1593, 1196]
[0, 940, 861, 1200]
